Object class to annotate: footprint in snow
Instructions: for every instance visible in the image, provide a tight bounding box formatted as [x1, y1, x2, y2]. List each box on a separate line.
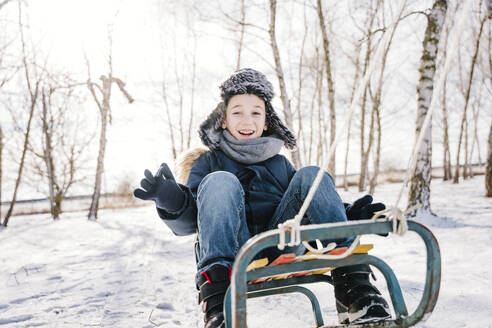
[156, 302, 175, 311]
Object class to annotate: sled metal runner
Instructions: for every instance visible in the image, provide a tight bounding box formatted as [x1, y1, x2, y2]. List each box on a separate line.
[224, 219, 441, 328]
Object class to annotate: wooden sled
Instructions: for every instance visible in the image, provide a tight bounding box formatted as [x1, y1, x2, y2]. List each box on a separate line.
[224, 219, 441, 327]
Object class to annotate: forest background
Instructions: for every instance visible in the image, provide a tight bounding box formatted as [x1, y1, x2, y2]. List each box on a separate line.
[0, 0, 491, 224]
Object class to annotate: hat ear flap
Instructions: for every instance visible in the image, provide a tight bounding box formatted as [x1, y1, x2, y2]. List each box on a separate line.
[199, 102, 227, 150]
[264, 102, 297, 150]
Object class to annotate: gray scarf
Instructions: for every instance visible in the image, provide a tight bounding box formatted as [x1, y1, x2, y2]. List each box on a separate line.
[219, 130, 284, 164]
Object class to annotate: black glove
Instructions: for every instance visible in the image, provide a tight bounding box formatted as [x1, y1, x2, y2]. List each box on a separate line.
[133, 163, 185, 212]
[345, 194, 387, 236]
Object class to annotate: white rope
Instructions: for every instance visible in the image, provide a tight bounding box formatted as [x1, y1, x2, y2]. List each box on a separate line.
[277, 0, 407, 254]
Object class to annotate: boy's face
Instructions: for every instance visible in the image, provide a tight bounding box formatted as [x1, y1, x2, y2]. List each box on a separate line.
[222, 94, 267, 140]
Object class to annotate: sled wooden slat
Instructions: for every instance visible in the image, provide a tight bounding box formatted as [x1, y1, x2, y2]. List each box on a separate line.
[248, 253, 296, 283]
[289, 244, 374, 278]
[246, 244, 374, 282]
[246, 258, 268, 272]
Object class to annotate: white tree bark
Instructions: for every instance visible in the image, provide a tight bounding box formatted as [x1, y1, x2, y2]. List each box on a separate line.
[407, 0, 447, 216]
[2, 3, 42, 226]
[87, 75, 111, 221]
[41, 90, 59, 219]
[87, 66, 133, 220]
[486, 121, 492, 197]
[235, 0, 246, 70]
[453, 16, 486, 183]
[268, 0, 301, 168]
[486, 18, 492, 197]
[0, 125, 3, 220]
[316, 0, 336, 176]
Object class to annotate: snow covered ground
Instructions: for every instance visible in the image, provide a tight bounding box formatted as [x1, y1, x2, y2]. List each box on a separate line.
[1, 176, 491, 327]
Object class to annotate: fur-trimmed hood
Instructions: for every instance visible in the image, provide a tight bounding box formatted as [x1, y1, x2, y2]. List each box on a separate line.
[198, 68, 297, 151]
[174, 147, 209, 185]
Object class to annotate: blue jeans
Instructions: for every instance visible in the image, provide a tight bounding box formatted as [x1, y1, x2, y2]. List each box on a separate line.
[195, 166, 351, 276]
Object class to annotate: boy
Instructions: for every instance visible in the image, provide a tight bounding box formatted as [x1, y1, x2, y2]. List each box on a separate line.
[134, 68, 390, 327]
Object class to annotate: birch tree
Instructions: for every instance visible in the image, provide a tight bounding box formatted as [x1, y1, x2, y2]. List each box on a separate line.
[439, 6, 456, 181]
[343, 33, 362, 190]
[268, 0, 301, 168]
[236, 0, 246, 70]
[487, 119, 492, 197]
[0, 125, 2, 219]
[407, 0, 447, 216]
[316, 0, 336, 176]
[2, 2, 42, 226]
[356, 2, 380, 192]
[0, 0, 16, 219]
[368, 3, 402, 194]
[86, 46, 134, 221]
[453, 15, 487, 183]
[441, 71, 452, 180]
[294, 1, 308, 165]
[486, 15, 492, 197]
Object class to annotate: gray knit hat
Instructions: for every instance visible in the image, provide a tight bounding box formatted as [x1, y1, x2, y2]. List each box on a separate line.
[199, 68, 297, 150]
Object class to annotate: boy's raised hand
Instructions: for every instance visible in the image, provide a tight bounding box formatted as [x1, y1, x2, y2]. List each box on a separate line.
[133, 163, 185, 212]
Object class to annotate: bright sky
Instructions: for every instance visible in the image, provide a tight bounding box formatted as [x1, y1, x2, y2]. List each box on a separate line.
[4, 0, 234, 196]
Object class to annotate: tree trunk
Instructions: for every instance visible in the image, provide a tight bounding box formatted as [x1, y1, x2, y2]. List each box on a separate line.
[343, 114, 353, 191]
[2, 86, 38, 226]
[0, 125, 2, 220]
[175, 62, 184, 154]
[361, 101, 375, 189]
[316, 63, 324, 166]
[359, 85, 369, 191]
[486, 17, 492, 197]
[41, 90, 60, 220]
[268, 0, 301, 168]
[407, 0, 447, 216]
[369, 106, 382, 195]
[88, 106, 107, 220]
[295, 5, 308, 164]
[343, 42, 362, 191]
[235, 0, 246, 70]
[464, 120, 469, 179]
[88, 76, 111, 220]
[442, 79, 452, 180]
[358, 29, 375, 191]
[369, 5, 400, 193]
[316, 0, 336, 177]
[453, 17, 486, 183]
[3, 7, 40, 226]
[440, 19, 452, 181]
[187, 35, 197, 150]
[308, 48, 320, 164]
[162, 83, 177, 159]
[486, 121, 492, 197]
[471, 98, 482, 168]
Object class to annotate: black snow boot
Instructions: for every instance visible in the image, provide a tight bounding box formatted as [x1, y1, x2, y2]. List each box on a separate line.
[197, 265, 231, 328]
[331, 264, 391, 324]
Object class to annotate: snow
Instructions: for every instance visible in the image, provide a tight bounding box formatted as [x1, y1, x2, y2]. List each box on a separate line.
[1, 176, 491, 327]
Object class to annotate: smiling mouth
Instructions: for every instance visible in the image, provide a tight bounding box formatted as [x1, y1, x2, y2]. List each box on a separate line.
[238, 130, 255, 136]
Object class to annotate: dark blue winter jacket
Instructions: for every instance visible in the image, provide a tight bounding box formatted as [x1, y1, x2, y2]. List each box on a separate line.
[157, 150, 296, 236]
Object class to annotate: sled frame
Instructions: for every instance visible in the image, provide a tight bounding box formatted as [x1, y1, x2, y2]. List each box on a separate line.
[224, 219, 441, 328]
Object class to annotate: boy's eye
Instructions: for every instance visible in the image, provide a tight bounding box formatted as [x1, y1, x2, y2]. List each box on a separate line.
[253, 112, 262, 115]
